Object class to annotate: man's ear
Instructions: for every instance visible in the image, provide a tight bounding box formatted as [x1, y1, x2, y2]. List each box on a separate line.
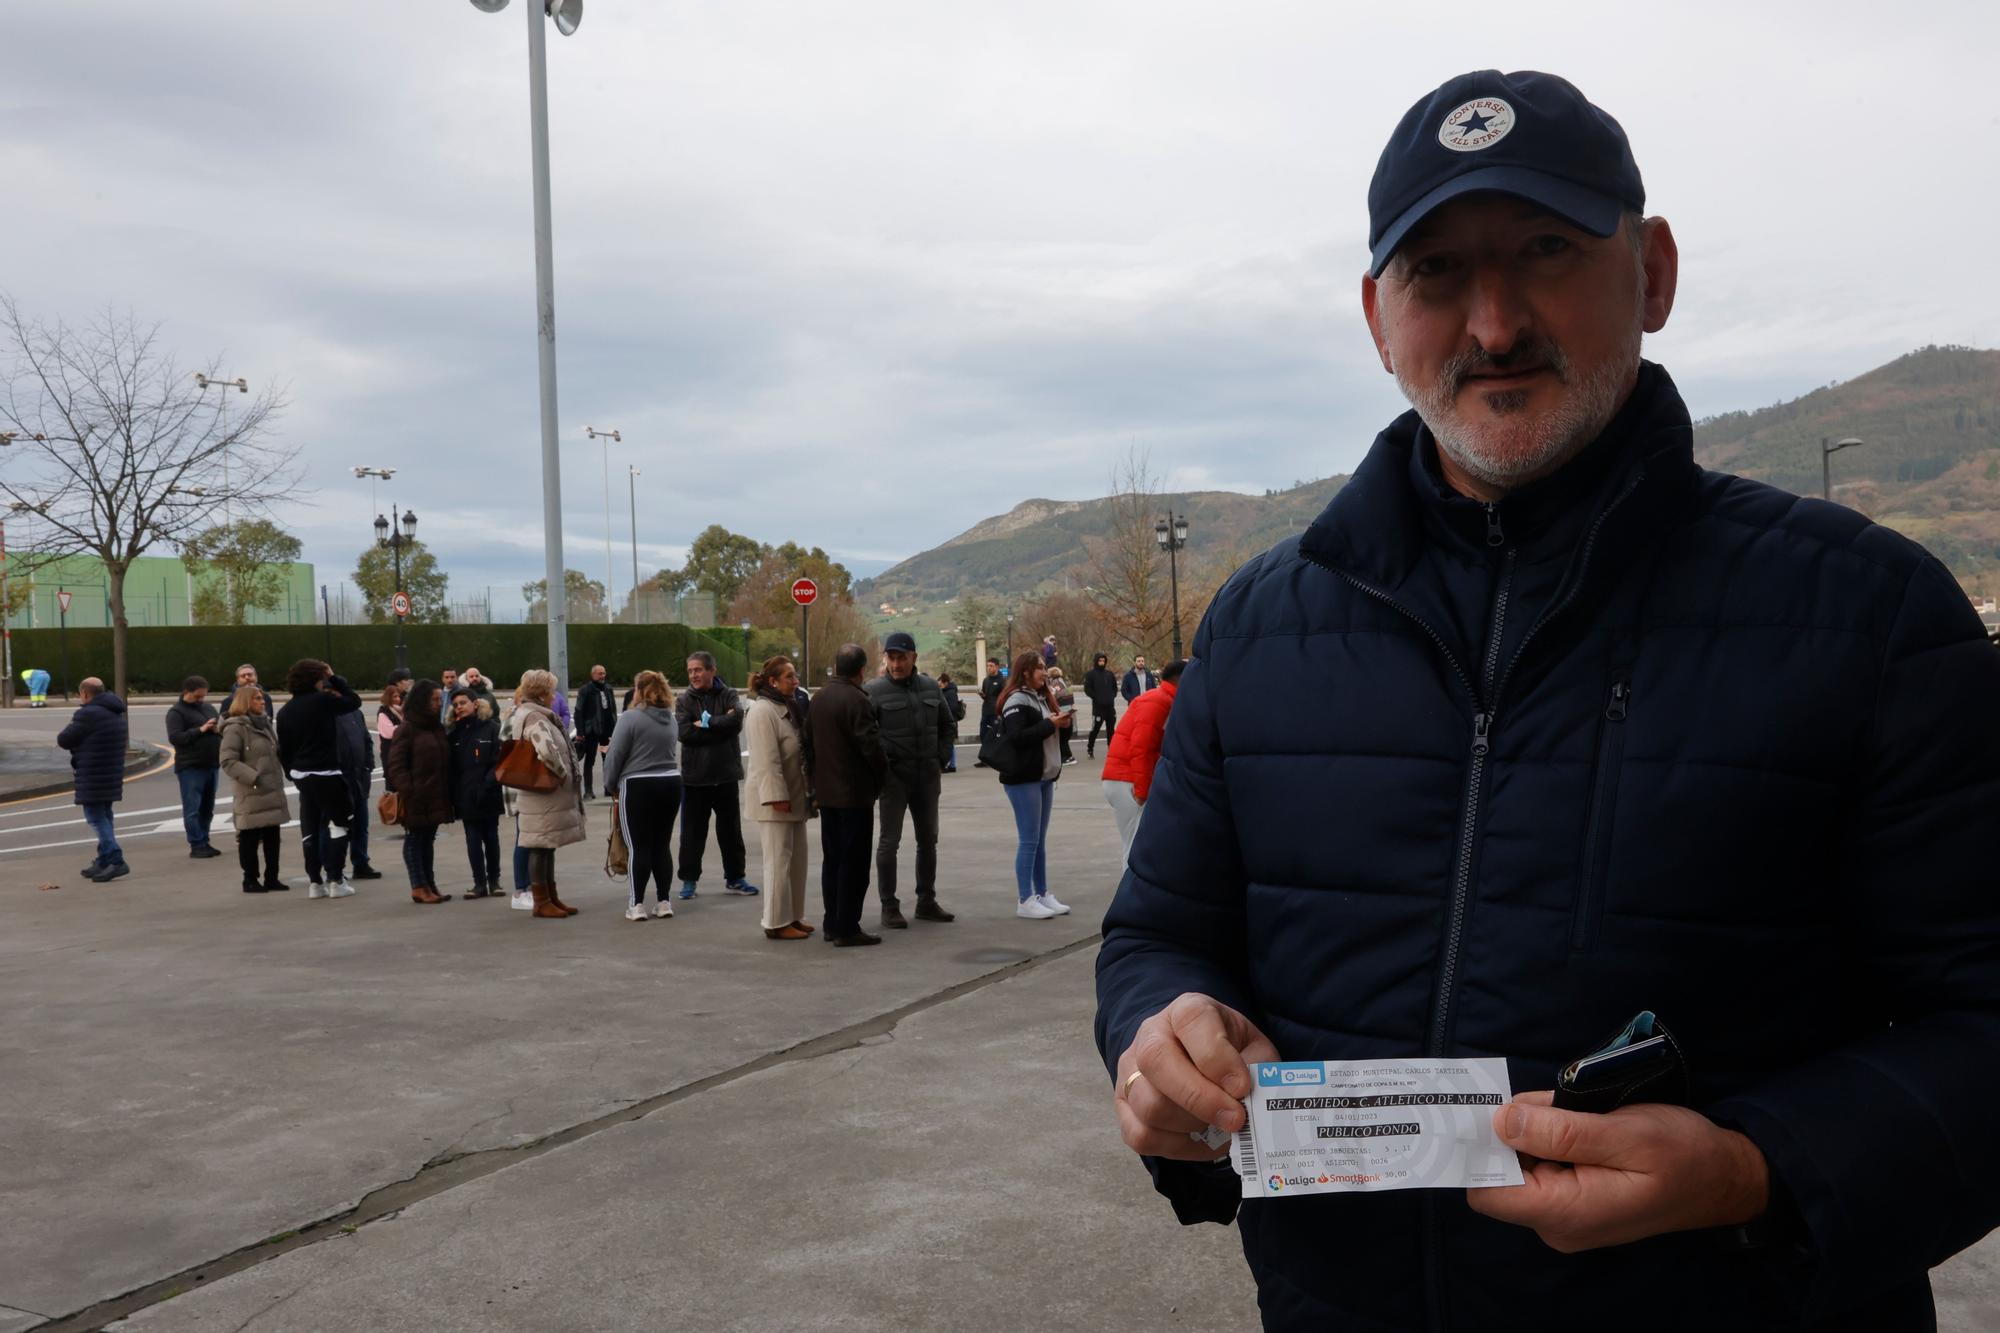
[1638, 217, 1678, 334]
[1361, 272, 1395, 374]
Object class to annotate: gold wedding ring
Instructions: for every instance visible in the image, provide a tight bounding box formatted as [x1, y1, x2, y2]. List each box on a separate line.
[1122, 1069, 1145, 1097]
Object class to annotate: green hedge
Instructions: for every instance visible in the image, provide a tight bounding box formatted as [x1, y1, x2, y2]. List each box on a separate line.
[9, 624, 754, 696]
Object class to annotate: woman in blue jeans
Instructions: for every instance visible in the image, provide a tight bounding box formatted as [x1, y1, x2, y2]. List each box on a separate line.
[994, 651, 1074, 920]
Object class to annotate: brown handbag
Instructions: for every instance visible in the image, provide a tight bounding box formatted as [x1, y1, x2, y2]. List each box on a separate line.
[495, 737, 560, 792]
[376, 791, 403, 826]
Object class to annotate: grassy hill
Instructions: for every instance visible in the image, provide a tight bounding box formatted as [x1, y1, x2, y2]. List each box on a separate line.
[1690, 345, 2000, 588]
[858, 477, 1348, 608]
[862, 345, 2000, 617]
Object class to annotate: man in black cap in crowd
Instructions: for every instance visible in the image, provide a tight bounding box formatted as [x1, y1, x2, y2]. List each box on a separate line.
[864, 630, 957, 930]
[1095, 70, 2000, 1330]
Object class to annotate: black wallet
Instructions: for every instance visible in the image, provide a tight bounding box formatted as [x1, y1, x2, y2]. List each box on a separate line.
[1552, 1011, 1688, 1113]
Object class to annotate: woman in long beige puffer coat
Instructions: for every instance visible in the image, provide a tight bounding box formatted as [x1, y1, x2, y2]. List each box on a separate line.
[510, 669, 585, 919]
[219, 689, 291, 893]
[744, 654, 813, 941]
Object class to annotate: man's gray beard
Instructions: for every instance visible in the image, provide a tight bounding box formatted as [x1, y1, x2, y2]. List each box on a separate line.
[1396, 325, 1641, 493]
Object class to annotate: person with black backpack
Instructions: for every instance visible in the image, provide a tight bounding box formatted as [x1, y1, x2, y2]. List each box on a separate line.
[986, 650, 1074, 920]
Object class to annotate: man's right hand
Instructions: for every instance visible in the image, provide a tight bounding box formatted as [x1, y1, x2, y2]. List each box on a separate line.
[1114, 993, 1278, 1162]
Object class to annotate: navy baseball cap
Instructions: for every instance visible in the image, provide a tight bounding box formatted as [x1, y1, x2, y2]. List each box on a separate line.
[1367, 70, 1644, 278]
[883, 630, 918, 653]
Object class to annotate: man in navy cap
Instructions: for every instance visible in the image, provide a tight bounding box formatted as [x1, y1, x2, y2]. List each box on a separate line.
[865, 630, 958, 929]
[1096, 70, 2000, 1330]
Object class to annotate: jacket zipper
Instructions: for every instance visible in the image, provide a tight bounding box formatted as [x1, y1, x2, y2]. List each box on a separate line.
[1572, 673, 1630, 949]
[1302, 469, 1643, 1333]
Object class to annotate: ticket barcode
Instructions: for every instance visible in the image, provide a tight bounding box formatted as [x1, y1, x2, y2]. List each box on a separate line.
[1234, 1124, 1257, 1179]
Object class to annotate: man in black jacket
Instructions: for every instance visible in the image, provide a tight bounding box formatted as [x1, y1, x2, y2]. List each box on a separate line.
[1119, 654, 1156, 704]
[863, 631, 957, 929]
[974, 657, 1004, 766]
[275, 658, 364, 898]
[335, 699, 382, 880]
[573, 663, 617, 799]
[675, 650, 758, 900]
[60, 678, 130, 881]
[165, 674, 223, 859]
[807, 643, 887, 947]
[1082, 652, 1119, 759]
[222, 663, 273, 722]
[1096, 71, 2000, 1331]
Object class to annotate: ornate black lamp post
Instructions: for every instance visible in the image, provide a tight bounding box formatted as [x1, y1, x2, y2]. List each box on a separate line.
[374, 508, 419, 671]
[1155, 512, 1189, 660]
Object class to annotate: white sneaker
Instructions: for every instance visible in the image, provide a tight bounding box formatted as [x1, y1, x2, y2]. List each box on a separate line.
[624, 903, 649, 922]
[652, 901, 674, 919]
[307, 881, 329, 900]
[329, 879, 356, 898]
[510, 891, 534, 911]
[1037, 892, 1072, 915]
[1016, 896, 1056, 920]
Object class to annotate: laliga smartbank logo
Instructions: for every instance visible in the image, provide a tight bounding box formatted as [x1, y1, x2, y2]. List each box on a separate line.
[1257, 1063, 1324, 1088]
[1268, 1173, 1335, 1190]
[1267, 1174, 1285, 1193]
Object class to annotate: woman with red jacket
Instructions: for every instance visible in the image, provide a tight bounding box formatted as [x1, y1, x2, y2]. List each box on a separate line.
[1099, 657, 1183, 859]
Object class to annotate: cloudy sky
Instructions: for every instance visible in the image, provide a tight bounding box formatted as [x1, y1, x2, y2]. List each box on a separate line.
[5, 0, 1996, 615]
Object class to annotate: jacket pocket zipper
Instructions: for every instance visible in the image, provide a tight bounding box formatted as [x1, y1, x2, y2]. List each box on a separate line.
[1571, 672, 1629, 950]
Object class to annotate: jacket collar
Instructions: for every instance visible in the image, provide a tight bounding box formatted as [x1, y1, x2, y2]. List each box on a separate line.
[1299, 360, 1700, 594]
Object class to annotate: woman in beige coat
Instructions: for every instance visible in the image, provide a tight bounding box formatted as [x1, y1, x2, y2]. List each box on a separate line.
[511, 669, 585, 919]
[744, 655, 813, 941]
[219, 688, 291, 893]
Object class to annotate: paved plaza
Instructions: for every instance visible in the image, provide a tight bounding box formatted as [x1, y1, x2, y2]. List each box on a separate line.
[1, 703, 1993, 1330]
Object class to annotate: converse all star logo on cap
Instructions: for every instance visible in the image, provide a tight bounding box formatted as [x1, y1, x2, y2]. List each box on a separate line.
[1437, 97, 1515, 152]
[1366, 71, 1645, 277]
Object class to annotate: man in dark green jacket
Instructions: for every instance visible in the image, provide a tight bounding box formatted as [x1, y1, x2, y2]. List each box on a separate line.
[863, 631, 957, 929]
[808, 644, 888, 947]
[674, 650, 758, 899]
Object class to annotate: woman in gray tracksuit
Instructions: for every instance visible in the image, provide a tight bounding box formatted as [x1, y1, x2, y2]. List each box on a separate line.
[601, 669, 682, 921]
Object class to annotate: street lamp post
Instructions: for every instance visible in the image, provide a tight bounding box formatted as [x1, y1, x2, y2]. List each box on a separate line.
[470, 0, 585, 691]
[1822, 436, 1865, 502]
[375, 508, 419, 671]
[0, 432, 48, 709]
[194, 373, 248, 617]
[627, 464, 641, 621]
[586, 426, 621, 622]
[1155, 512, 1190, 660]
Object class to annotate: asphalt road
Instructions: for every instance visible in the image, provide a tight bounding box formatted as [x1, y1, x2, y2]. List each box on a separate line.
[2, 698, 1993, 1330]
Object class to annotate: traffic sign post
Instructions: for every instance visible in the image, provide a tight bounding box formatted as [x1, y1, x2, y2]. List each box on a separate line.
[791, 578, 818, 682]
[56, 588, 72, 702]
[391, 590, 412, 619]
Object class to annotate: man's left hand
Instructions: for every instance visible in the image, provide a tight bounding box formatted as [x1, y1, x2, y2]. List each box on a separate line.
[1467, 1092, 1769, 1252]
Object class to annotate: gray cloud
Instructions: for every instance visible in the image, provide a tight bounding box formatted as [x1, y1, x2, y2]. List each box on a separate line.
[4, 0, 1996, 615]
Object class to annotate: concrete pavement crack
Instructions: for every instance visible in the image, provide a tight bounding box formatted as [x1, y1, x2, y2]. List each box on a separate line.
[38, 932, 1102, 1333]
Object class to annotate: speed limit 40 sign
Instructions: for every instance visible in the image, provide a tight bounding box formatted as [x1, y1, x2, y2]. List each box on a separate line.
[390, 591, 412, 618]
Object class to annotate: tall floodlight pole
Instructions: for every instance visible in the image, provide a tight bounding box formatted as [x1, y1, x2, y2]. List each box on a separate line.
[586, 426, 621, 622]
[471, 0, 584, 689]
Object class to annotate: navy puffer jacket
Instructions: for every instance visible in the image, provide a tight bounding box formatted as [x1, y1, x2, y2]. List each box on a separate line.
[1095, 364, 2000, 1332]
[58, 692, 131, 806]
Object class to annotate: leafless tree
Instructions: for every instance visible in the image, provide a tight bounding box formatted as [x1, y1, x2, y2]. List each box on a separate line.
[0, 295, 299, 696]
[1080, 446, 1176, 659]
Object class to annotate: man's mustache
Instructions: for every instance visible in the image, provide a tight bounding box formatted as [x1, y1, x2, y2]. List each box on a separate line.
[1444, 340, 1571, 393]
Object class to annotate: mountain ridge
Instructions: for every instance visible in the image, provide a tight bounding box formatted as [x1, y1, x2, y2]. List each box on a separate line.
[859, 345, 2000, 608]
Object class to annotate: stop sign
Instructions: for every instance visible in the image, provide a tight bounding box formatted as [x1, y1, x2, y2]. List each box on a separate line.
[791, 578, 819, 606]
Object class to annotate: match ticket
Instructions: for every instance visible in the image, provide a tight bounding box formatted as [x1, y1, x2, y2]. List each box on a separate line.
[1234, 1058, 1524, 1198]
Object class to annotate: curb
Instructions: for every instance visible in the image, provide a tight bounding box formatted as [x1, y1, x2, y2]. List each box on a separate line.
[0, 742, 169, 804]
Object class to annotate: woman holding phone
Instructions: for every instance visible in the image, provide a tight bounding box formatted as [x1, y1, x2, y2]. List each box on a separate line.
[994, 650, 1073, 920]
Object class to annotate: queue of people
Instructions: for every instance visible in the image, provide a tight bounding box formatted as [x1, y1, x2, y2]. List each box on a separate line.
[85, 640, 1157, 938]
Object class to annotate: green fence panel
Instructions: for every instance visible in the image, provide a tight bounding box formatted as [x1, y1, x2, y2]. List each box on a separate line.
[7, 624, 743, 695]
